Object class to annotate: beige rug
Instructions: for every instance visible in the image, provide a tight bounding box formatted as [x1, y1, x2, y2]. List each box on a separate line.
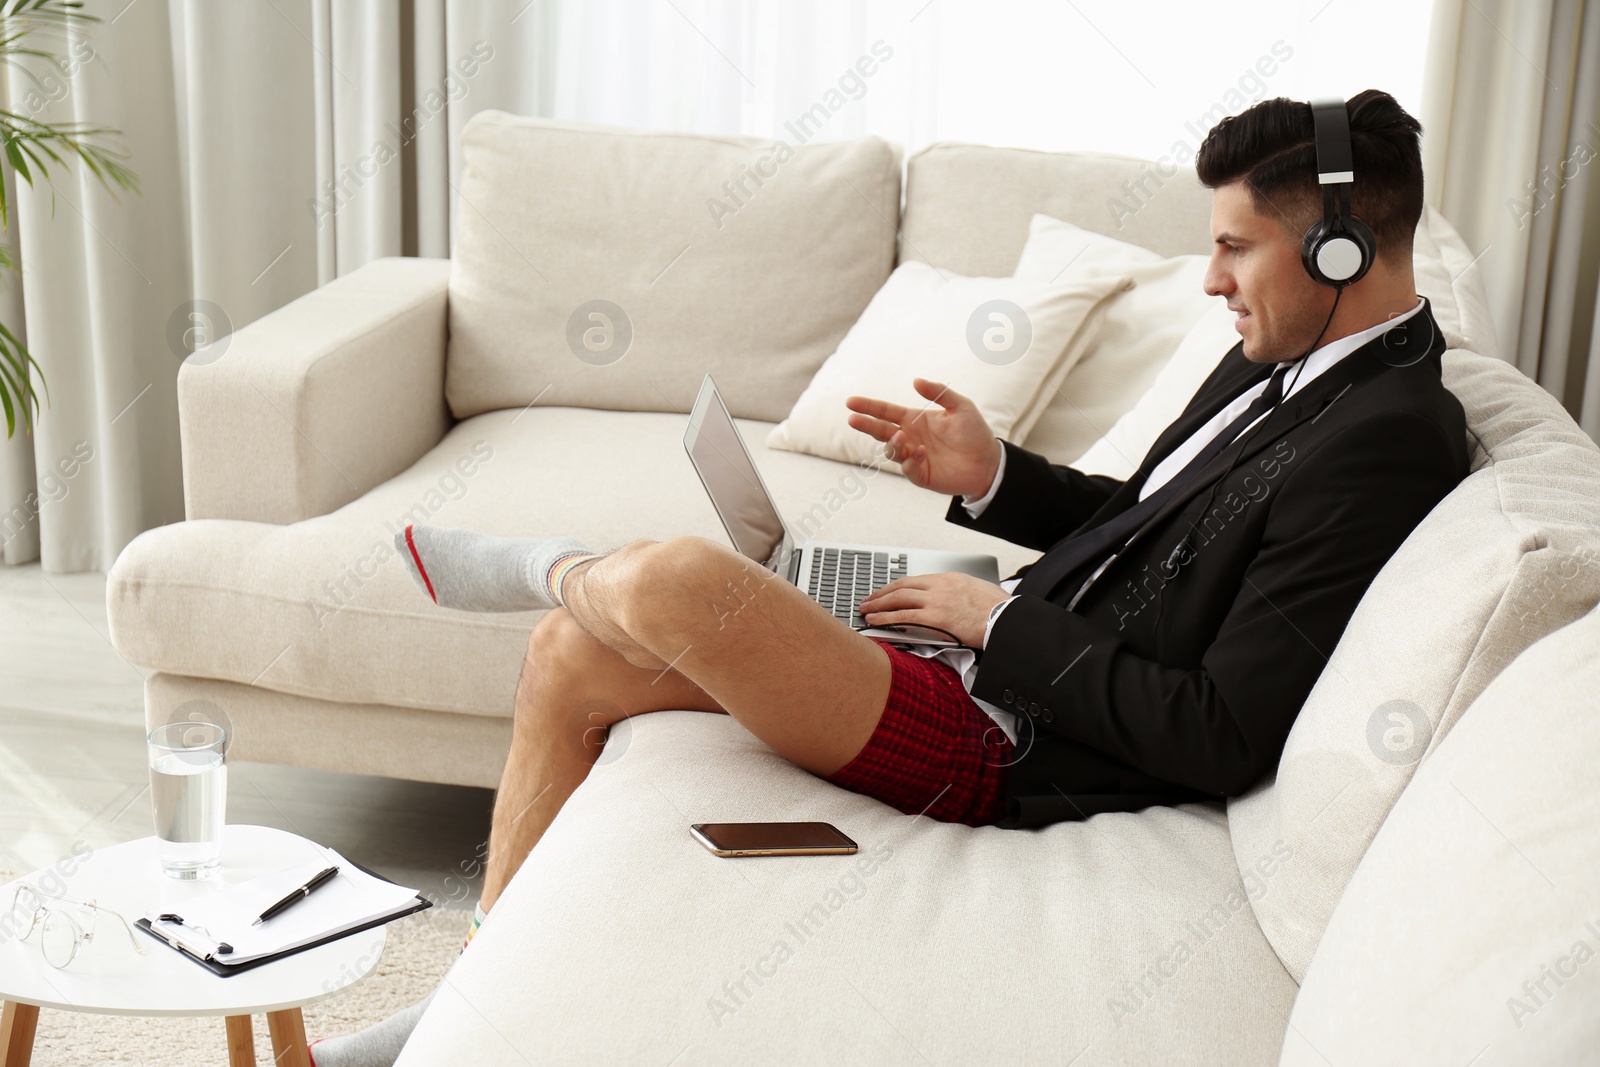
[5, 875, 468, 1067]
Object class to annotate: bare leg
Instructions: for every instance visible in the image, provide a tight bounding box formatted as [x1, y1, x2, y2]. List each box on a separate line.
[548, 554, 667, 670]
[481, 606, 726, 908]
[480, 536, 892, 908]
[561, 537, 892, 773]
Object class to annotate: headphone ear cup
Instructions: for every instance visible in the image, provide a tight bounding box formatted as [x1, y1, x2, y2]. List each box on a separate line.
[1301, 218, 1333, 284]
[1342, 215, 1377, 283]
[1301, 215, 1376, 287]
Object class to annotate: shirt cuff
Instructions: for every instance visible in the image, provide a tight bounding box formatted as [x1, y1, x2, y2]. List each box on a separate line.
[961, 439, 1007, 519]
[981, 595, 1017, 650]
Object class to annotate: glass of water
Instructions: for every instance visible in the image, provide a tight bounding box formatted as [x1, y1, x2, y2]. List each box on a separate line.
[147, 721, 228, 879]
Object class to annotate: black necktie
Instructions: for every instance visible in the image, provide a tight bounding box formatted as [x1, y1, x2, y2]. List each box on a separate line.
[1015, 361, 1294, 601]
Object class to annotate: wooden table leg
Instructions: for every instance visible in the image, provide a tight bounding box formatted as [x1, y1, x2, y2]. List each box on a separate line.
[1, 1001, 38, 1067]
[267, 1007, 310, 1067]
[224, 1015, 255, 1067]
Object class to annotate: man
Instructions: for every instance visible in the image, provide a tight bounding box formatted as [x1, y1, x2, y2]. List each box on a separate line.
[310, 89, 1467, 1066]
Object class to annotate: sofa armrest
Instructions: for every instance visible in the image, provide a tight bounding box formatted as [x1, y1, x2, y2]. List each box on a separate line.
[178, 257, 454, 523]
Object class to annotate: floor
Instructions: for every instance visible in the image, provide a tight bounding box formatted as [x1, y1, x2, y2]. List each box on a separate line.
[0, 563, 494, 909]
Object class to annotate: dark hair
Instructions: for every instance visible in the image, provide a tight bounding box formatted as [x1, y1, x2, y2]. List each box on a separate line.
[1194, 90, 1424, 264]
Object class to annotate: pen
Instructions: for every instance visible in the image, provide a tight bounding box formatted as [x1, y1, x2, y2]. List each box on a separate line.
[251, 865, 339, 925]
[157, 913, 232, 955]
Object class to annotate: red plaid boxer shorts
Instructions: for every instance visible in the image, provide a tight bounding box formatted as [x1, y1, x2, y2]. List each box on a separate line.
[825, 637, 1013, 827]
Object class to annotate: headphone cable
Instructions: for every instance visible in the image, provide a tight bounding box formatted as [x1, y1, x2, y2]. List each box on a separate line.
[1149, 287, 1344, 633]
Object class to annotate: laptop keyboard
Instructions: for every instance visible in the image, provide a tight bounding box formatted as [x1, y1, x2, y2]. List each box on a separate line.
[806, 548, 908, 628]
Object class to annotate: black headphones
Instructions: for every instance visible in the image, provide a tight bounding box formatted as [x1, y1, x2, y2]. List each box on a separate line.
[1300, 97, 1376, 288]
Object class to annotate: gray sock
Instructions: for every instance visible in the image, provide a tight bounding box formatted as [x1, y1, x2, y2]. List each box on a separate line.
[309, 992, 433, 1067]
[395, 525, 596, 612]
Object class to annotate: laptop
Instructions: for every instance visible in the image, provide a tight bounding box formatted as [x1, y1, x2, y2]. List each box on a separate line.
[683, 374, 1000, 648]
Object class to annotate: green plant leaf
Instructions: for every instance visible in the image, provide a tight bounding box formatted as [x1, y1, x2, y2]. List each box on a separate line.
[0, 349, 24, 437]
[0, 379, 17, 437]
[0, 319, 46, 404]
[4, 134, 31, 184]
[0, 0, 130, 439]
[0, 318, 45, 435]
[17, 137, 46, 178]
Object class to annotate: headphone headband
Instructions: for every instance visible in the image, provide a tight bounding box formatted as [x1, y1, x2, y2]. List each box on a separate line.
[1301, 97, 1375, 287]
[1310, 97, 1355, 185]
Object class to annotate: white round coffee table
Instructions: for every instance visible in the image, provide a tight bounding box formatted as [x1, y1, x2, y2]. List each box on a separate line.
[0, 824, 389, 1067]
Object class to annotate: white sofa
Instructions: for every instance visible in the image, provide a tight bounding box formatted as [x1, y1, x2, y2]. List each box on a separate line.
[106, 114, 1600, 1064]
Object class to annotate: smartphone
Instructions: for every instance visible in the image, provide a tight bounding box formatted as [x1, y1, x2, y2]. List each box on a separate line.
[689, 821, 858, 857]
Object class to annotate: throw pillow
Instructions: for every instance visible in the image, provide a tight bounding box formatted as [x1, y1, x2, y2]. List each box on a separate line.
[765, 261, 1130, 469]
[1070, 299, 1240, 479]
[1011, 214, 1217, 464]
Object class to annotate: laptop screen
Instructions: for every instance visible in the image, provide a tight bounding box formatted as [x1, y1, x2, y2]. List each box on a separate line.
[684, 378, 787, 567]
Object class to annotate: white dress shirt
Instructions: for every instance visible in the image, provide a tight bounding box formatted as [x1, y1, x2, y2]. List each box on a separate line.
[895, 298, 1425, 747]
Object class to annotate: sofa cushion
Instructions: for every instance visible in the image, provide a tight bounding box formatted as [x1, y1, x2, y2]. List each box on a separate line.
[899, 143, 1215, 276]
[1412, 204, 1499, 358]
[397, 711, 1298, 1066]
[107, 408, 1044, 719]
[445, 112, 901, 423]
[1227, 348, 1600, 983]
[1281, 605, 1600, 1065]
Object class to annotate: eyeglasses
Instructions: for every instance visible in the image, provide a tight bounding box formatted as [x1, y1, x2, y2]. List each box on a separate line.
[7, 882, 146, 969]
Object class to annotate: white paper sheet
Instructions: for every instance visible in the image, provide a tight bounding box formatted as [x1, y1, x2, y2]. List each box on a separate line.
[142, 846, 421, 964]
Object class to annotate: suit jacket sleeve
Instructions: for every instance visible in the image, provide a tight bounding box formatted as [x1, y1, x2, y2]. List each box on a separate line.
[944, 439, 1127, 551]
[969, 411, 1464, 796]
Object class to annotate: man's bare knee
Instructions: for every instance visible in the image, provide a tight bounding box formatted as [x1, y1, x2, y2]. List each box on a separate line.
[515, 608, 591, 717]
[611, 535, 751, 633]
[512, 608, 624, 756]
[586, 538, 663, 587]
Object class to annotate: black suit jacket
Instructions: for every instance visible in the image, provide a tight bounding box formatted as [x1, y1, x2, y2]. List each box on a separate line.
[946, 300, 1468, 829]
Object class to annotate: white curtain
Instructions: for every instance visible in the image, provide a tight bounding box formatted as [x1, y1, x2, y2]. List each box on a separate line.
[0, 0, 945, 571]
[1421, 0, 1600, 437]
[0, 0, 1455, 573]
[0, 1, 190, 572]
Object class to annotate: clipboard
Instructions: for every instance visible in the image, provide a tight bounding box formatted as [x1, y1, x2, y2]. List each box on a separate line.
[135, 857, 432, 977]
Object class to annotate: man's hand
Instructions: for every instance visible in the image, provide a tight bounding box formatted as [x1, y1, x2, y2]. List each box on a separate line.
[845, 378, 1003, 498]
[860, 572, 1010, 649]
